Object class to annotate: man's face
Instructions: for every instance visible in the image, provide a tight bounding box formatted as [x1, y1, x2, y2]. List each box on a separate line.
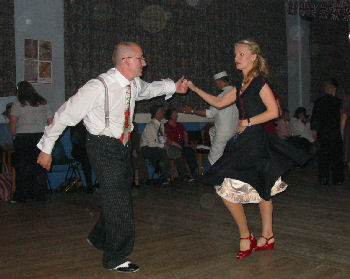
[214, 80, 221, 90]
[156, 108, 165, 120]
[125, 46, 147, 78]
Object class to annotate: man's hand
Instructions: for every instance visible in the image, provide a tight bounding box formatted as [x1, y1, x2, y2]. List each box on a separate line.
[181, 106, 193, 114]
[37, 151, 52, 171]
[175, 76, 189, 94]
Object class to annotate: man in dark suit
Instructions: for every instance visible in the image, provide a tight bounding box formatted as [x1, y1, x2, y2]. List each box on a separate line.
[311, 79, 343, 185]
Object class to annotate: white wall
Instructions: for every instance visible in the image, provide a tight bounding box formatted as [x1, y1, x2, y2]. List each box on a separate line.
[14, 0, 65, 112]
[286, 12, 313, 116]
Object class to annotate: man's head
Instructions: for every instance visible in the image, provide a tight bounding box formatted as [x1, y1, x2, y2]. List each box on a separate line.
[112, 42, 147, 80]
[150, 104, 165, 120]
[213, 71, 230, 90]
[324, 79, 338, 96]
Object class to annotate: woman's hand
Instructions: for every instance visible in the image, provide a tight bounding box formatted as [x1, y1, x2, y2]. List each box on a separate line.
[188, 81, 197, 92]
[237, 120, 248, 134]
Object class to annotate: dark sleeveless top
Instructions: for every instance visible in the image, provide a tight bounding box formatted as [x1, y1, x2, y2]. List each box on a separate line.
[201, 75, 310, 200]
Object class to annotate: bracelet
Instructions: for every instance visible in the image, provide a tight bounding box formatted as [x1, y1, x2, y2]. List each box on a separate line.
[247, 118, 252, 126]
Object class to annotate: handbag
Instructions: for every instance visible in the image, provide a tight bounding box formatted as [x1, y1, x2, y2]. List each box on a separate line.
[0, 163, 13, 201]
[166, 145, 182, 160]
[56, 177, 83, 193]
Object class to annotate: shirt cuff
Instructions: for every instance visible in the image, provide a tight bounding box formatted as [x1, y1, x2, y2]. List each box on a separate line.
[205, 109, 213, 118]
[163, 79, 176, 100]
[37, 137, 56, 154]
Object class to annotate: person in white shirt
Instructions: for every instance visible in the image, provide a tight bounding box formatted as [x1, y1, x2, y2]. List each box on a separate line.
[140, 104, 191, 183]
[182, 71, 239, 165]
[37, 42, 189, 273]
[290, 107, 314, 153]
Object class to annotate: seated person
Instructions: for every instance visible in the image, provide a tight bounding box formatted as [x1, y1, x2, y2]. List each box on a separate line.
[0, 103, 13, 148]
[290, 107, 314, 153]
[275, 109, 292, 139]
[131, 122, 149, 186]
[140, 105, 192, 183]
[70, 121, 95, 193]
[164, 108, 198, 179]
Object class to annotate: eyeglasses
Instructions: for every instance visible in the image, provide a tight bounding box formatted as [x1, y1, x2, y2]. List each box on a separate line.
[122, 56, 146, 62]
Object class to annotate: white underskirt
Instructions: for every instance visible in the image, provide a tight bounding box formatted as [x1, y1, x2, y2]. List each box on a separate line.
[215, 177, 288, 204]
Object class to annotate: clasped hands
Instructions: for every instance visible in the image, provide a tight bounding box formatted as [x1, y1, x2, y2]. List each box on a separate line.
[175, 77, 197, 94]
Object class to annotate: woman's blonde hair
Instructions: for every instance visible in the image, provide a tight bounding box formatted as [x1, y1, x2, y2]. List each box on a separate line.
[235, 39, 269, 82]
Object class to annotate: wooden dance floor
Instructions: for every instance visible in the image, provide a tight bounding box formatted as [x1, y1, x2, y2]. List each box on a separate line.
[1, 160, 349, 279]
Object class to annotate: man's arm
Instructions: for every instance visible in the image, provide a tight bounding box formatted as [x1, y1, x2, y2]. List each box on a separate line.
[136, 77, 188, 101]
[37, 81, 102, 170]
[182, 106, 208, 117]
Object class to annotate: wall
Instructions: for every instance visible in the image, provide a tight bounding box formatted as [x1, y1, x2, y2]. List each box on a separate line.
[14, 0, 65, 112]
[286, 14, 312, 116]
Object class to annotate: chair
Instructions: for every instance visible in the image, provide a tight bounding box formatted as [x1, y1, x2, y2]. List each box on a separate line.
[49, 137, 82, 190]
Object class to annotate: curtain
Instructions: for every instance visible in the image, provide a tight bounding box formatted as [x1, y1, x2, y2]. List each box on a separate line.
[0, 0, 16, 97]
[64, 0, 287, 111]
[310, 20, 350, 101]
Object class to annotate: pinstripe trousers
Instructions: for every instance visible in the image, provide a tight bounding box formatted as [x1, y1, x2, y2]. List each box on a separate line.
[86, 133, 134, 269]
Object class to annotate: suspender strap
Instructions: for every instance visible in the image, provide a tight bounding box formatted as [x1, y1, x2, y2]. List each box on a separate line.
[97, 76, 109, 128]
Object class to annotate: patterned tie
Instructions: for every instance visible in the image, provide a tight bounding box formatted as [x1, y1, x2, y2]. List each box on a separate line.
[120, 84, 131, 145]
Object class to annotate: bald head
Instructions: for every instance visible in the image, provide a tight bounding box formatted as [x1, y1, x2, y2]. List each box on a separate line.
[112, 42, 142, 66]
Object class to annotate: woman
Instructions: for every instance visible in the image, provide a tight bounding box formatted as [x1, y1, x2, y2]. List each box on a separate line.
[10, 81, 53, 202]
[275, 109, 292, 140]
[341, 94, 350, 172]
[188, 39, 309, 259]
[164, 108, 198, 179]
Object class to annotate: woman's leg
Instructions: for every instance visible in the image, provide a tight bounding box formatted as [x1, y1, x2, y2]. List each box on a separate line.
[257, 199, 274, 246]
[222, 198, 251, 251]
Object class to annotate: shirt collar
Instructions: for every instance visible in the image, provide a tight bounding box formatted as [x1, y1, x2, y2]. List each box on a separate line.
[152, 118, 165, 126]
[114, 68, 131, 87]
[222, 85, 232, 91]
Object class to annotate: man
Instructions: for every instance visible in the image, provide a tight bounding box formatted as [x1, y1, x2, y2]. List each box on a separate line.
[140, 104, 191, 183]
[311, 79, 343, 185]
[182, 71, 239, 165]
[37, 42, 189, 272]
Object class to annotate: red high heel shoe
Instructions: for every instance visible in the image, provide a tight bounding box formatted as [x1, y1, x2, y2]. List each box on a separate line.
[254, 235, 275, 251]
[236, 233, 257, 259]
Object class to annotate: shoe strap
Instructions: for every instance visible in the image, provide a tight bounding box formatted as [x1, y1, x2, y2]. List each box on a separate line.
[261, 235, 274, 245]
[240, 233, 252, 240]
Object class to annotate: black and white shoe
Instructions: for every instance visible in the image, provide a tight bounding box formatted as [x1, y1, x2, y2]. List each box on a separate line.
[109, 261, 139, 273]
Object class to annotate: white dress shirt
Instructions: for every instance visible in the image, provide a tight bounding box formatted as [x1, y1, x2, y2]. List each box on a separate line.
[140, 118, 166, 148]
[205, 86, 238, 141]
[290, 117, 315, 143]
[37, 68, 176, 154]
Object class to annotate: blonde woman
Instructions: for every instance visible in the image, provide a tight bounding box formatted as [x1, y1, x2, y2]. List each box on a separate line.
[188, 39, 309, 259]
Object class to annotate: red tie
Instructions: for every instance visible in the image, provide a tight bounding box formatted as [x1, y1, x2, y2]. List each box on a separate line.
[120, 85, 131, 144]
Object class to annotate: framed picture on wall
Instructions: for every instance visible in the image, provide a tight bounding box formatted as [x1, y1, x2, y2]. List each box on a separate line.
[24, 39, 52, 84]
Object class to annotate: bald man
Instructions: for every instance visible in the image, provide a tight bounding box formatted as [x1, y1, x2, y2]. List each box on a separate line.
[37, 42, 189, 272]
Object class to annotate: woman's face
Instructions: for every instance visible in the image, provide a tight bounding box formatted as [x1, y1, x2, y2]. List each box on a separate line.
[171, 110, 178, 121]
[298, 112, 306, 121]
[234, 44, 256, 71]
